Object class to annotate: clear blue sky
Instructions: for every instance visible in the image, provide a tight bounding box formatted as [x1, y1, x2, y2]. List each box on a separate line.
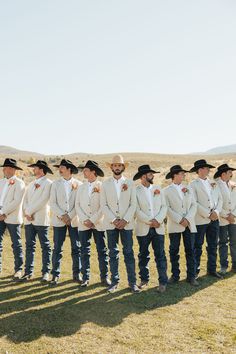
[0, 0, 235, 155]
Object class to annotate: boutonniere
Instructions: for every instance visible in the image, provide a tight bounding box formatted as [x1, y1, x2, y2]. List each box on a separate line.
[154, 189, 160, 196]
[92, 186, 100, 193]
[121, 183, 128, 192]
[210, 182, 217, 188]
[8, 179, 15, 186]
[230, 183, 236, 190]
[34, 183, 40, 189]
[71, 183, 78, 191]
[182, 187, 189, 194]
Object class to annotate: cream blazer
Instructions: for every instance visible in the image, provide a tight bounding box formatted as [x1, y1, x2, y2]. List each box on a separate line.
[216, 179, 236, 226]
[50, 177, 82, 227]
[0, 177, 25, 224]
[135, 184, 167, 236]
[190, 178, 223, 226]
[100, 177, 136, 230]
[75, 180, 104, 231]
[23, 177, 52, 226]
[164, 184, 197, 233]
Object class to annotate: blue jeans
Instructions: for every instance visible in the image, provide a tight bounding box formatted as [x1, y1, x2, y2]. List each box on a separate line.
[195, 220, 219, 274]
[169, 227, 196, 280]
[219, 224, 236, 270]
[24, 224, 51, 275]
[137, 228, 168, 285]
[51, 225, 81, 278]
[79, 229, 109, 281]
[107, 228, 136, 286]
[0, 221, 24, 272]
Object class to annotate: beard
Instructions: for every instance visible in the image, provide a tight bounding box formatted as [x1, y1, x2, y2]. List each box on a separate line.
[112, 168, 125, 176]
[146, 176, 154, 184]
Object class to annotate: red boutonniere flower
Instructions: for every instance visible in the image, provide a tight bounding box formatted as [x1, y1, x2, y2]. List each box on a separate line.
[71, 183, 78, 191]
[182, 187, 189, 194]
[121, 183, 128, 192]
[92, 186, 100, 193]
[8, 179, 15, 186]
[34, 183, 40, 189]
[231, 184, 236, 190]
[154, 189, 160, 196]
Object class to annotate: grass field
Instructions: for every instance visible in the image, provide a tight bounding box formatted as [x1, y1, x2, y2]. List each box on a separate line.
[0, 228, 235, 354]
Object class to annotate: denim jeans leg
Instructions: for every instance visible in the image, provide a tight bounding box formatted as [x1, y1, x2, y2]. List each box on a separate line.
[93, 229, 109, 280]
[0, 221, 7, 272]
[120, 229, 136, 286]
[136, 233, 151, 282]
[206, 220, 219, 273]
[51, 226, 67, 277]
[37, 225, 51, 274]
[151, 230, 168, 285]
[79, 229, 92, 281]
[219, 225, 229, 269]
[24, 224, 37, 275]
[195, 224, 207, 274]
[69, 225, 82, 276]
[169, 233, 181, 280]
[182, 227, 196, 280]
[6, 223, 24, 272]
[107, 229, 120, 285]
[228, 224, 236, 270]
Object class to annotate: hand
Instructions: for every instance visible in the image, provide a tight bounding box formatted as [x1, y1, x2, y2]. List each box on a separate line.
[25, 215, 34, 222]
[116, 219, 128, 230]
[0, 214, 6, 221]
[113, 219, 121, 227]
[209, 211, 218, 221]
[61, 214, 71, 225]
[226, 213, 235, 224]
[150, 219, 160, 228]
[84, 219, 95, 229]
[180, 218, 189, 228]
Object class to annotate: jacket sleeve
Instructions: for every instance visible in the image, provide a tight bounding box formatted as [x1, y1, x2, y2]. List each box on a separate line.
[75, 188, 89, 222]
[165, 191, 183, 224]
[189, 183, 211, 218]
[25, 182, 52, 216]
[185, 191, 197, 222]
[2, 181, 25, 216]
[123, 182, 137, 223]
[100, 185, 117, 223]
[50, 183, 65, 217]
[155, 191, 167, 224]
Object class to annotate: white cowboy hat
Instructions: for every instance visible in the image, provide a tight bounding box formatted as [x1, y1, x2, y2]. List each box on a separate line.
[106, 154, 129, 168]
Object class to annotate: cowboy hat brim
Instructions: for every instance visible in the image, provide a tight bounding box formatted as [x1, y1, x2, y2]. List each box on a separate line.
[214, 167, 236, 179]
[78, 165, 104, 177]
[189, 163, 215, 173]
[0, 164, 23, 171]
[165, 169, 189, 180]
[133, 169, 160, 181]
[106, 162, 129, 168]
[28, 163, 53, 175]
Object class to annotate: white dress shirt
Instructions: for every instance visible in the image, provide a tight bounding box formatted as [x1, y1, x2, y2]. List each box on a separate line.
[143, 185, 154, 218]
[199, 178, 214, 209]
[113, 176, 125, 200]
[88, 181, 96, 198]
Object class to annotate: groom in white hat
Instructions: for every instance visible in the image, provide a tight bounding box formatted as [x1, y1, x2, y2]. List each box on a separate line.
[100, 155, 140, 293]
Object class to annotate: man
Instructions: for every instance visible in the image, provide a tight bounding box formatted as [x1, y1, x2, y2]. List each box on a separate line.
[75, 160, 110, 287]
[190, 159, 223, 279]
[214, 164, 236, 274]
[22, 160, 53, 283]
[164, 165, 198, 286]
[134, 164, 168, 292]
[100, 155, 140, 293]
[0, 158, 25, 279]
[50, 159, 82, 285]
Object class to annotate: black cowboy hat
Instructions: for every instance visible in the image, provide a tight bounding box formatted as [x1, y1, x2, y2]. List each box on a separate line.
[214, 163, 236, 179]
[0, 158, 23, 170]
[28, 160, 53, 175]
[165, 165, 189, 179]
[189, 159, 215, 173]
[133, 164, 159, 181]
[78, 160, 104, 177]
[53, 159, 78, 174]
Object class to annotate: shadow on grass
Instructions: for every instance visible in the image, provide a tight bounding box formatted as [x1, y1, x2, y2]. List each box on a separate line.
[0, 272, 234, 343]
